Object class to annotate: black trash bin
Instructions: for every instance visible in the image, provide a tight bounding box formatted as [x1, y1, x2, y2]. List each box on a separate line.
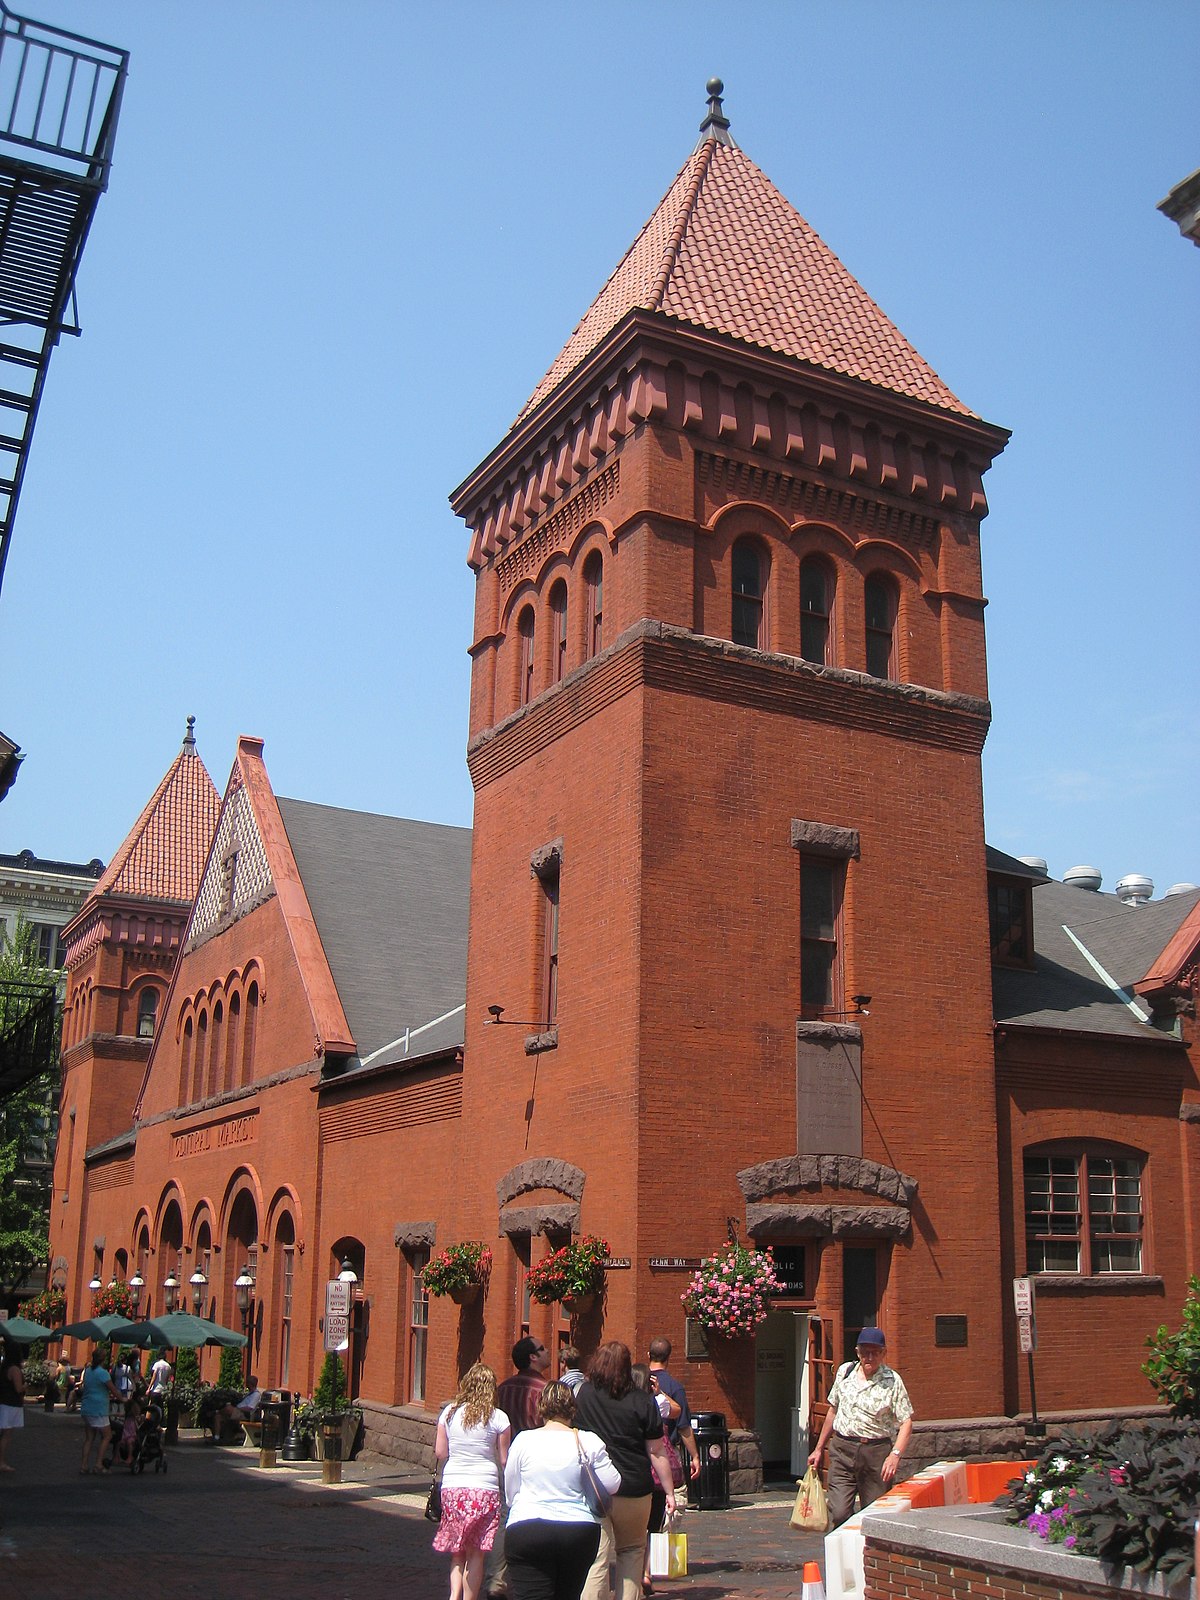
[259, 1395, 291, 1444]
[692, 1411, 730, 1509]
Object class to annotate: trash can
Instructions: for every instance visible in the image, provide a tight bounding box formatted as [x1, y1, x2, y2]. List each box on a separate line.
[259, 1395, 291, 1442]
[692, 1411, 730, 1509]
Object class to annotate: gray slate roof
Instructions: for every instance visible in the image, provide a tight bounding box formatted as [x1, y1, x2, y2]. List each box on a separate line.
[993, 875, 1200, 1041]
[276, 798, 472, 1065]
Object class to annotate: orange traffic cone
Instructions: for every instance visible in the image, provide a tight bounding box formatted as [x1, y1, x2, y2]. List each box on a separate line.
[802, 1560, 826, 1600]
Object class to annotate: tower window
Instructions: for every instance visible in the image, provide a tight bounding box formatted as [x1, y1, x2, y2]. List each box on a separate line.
[731, 539, 766, 649]
[136, 988, 159, 1040]
[800, 558, 834, 666]
[549, 580, 568, 685]
[864, 574, 897, 679]
[518, 606, 536, 706]
[583, 551, 603, 659]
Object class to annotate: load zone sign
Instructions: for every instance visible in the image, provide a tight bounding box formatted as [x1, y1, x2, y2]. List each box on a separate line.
[324, 1279, 351, 1352]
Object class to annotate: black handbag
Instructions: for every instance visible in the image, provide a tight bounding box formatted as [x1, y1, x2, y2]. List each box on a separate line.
[575, 1429, 612, 1517]
[424, 1472, 443, 1522]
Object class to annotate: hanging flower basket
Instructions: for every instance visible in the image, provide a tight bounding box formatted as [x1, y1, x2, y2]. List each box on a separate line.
[561, 1291, 597, 1316]
[422, 1242, 492, 1300]
[681, 1243, 781, 1337]
[527, 1235, 609, 1305]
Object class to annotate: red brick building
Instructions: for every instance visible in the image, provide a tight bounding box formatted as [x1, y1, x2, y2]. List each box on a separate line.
[52, 87, 1199, 1478]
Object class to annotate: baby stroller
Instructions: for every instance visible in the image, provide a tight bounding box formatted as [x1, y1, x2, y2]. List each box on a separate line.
[130, 1401, 167, 1474]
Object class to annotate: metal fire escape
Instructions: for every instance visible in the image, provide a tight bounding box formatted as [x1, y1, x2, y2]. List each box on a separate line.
[0, 1, 127, 597]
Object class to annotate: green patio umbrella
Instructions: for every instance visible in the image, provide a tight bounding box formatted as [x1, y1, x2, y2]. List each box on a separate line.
[107, 1312, 247, 1349]
[1, 1315, 53, 1342]
[50, 1314, 138, 1342]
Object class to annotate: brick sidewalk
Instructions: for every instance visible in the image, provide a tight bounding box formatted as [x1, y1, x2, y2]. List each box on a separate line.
[1, 1406, 823, 1598]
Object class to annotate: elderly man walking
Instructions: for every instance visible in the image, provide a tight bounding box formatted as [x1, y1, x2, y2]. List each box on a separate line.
[806, 1327, 913, 1526]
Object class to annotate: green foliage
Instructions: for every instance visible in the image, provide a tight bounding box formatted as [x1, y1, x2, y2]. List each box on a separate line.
[422, 1241, 492, 1297]
[217, 1345, 244, 1388]
[174, 1347, 199, 1388]
[0, 918, 58, 1294]
[21, 1357, 55, 1391]
[526, 1234, 610, 1303]
[1000, 1419, 1200, 1584]
[313, 1351, 347, 1411]
[23, 1286, 65, 1326]
[1143, 1275, 1200, 1417]
[91, 1279, 134, 1316]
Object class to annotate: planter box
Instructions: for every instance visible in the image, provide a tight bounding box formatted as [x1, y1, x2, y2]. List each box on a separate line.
[860, 1503, 1190, 1600]
[311, 1413, 360, 1462]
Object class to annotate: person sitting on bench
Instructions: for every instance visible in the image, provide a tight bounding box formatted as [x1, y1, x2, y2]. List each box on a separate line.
[207, 1376, 263, 1440]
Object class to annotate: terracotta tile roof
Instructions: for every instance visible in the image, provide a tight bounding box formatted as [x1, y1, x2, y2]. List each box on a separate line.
[89, 730, 220, 906]
[518, 137, 970, 423]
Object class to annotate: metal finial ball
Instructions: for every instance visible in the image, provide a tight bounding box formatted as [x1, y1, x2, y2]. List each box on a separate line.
[706, 77, 724, 97]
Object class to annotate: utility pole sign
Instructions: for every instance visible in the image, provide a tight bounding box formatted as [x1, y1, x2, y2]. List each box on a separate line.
[324, 1279, 351, 1353]
[1013, 1276, 1044, 1436]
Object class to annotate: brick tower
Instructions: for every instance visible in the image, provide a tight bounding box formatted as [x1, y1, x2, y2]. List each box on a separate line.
[450, 83, 1010, 1459]
[51, 719, 219, 1317]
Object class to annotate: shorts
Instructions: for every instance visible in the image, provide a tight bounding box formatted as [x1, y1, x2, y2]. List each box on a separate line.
[432, 1486, 501, 1554]
[0, 1404, 22, 1429]
[82, 1413, 110, 1432]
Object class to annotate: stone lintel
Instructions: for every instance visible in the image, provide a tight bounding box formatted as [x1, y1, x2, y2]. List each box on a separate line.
[738, 1154, 918, 1205]
[530, 838, 564, 880]
[499, 1202, 580, 1239]
[393, 1220, 436, 1251]
[790, 819, 860, 860]
[746, 1201, 909, 1239]
[497, 1159, 586, 1207]
[524, 1029, 559, 1055]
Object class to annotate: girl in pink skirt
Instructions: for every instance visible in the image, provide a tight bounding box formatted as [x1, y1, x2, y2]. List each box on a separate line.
[433, 1363, 511, 1600]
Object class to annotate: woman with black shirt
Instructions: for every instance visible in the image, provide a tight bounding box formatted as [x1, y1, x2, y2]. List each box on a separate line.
[573, 1342, 676, 1600]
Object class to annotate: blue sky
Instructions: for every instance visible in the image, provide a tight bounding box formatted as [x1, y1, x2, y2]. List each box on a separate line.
[1, 0, 1195, 897]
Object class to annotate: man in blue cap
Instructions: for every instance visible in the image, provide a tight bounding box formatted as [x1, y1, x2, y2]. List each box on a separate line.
[806, 1327, 913, 1526]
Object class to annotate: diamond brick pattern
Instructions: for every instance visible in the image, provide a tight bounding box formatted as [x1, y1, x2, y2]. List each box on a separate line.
[519, 138, 969, 423]
[189, 778, 273, 941]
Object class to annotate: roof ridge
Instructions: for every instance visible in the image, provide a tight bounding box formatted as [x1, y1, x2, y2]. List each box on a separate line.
[647, 135, 715, 312]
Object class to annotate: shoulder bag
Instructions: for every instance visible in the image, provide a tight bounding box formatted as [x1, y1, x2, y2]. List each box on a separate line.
[575, 1428, 613, 1518]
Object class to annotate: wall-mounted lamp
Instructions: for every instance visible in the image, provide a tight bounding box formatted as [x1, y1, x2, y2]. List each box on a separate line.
[485, 1003, 548, 1027]
[820, 995, 872, 1019]
[128, 1272, 144, 1311]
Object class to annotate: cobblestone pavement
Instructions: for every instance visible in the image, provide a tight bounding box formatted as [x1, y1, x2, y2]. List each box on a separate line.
[1, 1407, 826, 1599]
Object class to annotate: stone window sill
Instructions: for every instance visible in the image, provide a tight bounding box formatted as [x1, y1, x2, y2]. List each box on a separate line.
[1032, 1274, 1163, 1292]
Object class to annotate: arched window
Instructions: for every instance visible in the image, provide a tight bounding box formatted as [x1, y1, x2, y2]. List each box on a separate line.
[583, 550, 603, 659]
[549, 579, 568, 685]
[136, 987, 159, 1040]
[207, 1000, 224, 1097]
[518, 606, 535, 706]
[864, 574, 897, 680]
[192, 1011, 207, 1102]
[731, 539, 766, 649]
[224, 991, 241, 1094]
[800, 558, 835, 667]
[241, 981, 259, 1087]
[179, 1017, 193, 1105]
[1024, 1147, 1144, 1275]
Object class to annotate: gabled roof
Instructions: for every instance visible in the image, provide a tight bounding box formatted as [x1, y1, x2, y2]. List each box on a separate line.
[87, 721, 219, 907]
[276, 798, 472, 1065]
[517, 127, 971, 426]
[993, 878, 1200, 1041]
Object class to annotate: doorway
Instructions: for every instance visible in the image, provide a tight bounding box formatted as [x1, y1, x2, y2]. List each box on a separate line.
[754, 1310, 815, 1478]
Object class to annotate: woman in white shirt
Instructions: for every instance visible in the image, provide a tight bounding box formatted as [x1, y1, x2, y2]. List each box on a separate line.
[503, 1381, 621, 1600]
[433, 1363, 511, 1600]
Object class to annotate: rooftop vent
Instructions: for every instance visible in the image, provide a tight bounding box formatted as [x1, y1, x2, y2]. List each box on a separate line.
[1166, 882, 1200, 898]
[1018, 857, 1049, 875]
[1063, 865, 1102, 892]
[1116, 874, 1154, 906]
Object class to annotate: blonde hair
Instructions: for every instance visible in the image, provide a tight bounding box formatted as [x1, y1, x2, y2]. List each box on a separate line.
[451, 1362, 497, 1431]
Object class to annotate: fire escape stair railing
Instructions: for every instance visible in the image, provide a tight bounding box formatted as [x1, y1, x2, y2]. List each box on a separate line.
[0, 978, 58, 1098]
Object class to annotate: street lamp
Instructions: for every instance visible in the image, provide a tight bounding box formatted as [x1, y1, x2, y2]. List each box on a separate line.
[128, 1272, 144, 1312]
[163, 1269, 180, 1313]
[88, 1273, 102, 1293]
[235, 1265, 255, 1383]
[189, 1268, 207, 1314]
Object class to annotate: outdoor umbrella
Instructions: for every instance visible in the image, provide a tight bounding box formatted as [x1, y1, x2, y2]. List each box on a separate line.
[107, 1312, 247, 1349]
[1, 1315, 53, 1341]
[50, 1314, 139, 1342]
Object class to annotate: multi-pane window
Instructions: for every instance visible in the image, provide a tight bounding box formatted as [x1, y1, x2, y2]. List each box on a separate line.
[864, 574, 897, 679]
[542, 864, 560, 1025]
[583, 551, 603, 659]
[549, 580, 568, 685]
[799, 858, 842, 1019]
[280, 1245, 294, 1387]
[800, 558, 834, 666]
[409, 1248, 429, 1403]
[731, 539, 766, 649]
[989, 879, 1032, 966]
[518, 606, 536, 706]
[136, 987, 158, 1039]
[1024, 1151, 1144, 1274]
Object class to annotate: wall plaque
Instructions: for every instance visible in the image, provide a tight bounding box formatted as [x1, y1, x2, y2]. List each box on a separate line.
[796, 1027, 862, 1156]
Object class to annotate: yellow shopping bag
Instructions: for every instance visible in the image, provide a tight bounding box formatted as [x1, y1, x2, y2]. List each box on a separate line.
[790, 1465, 830, 1532]
[648, 1528, 688, 1578]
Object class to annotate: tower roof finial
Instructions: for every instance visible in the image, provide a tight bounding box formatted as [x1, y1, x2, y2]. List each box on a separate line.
[697, 77, 735, 148]
[183, 714, 196, 751]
